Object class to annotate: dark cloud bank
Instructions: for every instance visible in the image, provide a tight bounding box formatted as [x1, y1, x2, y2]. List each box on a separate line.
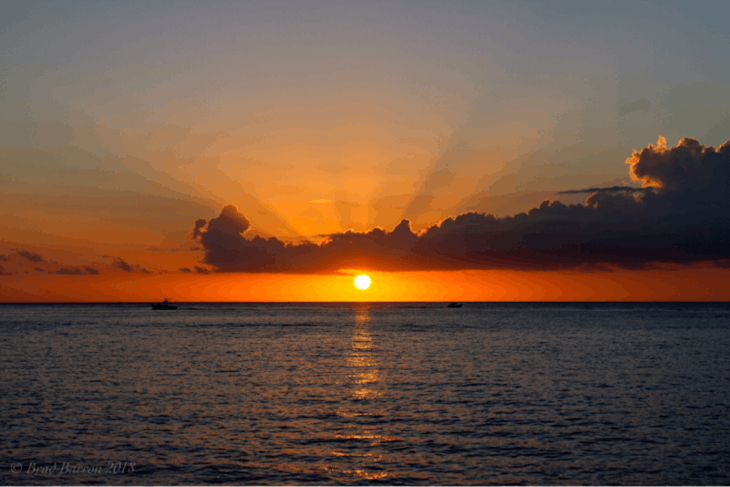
[0, 252, 146, 276]
[191, 137, 730, 273]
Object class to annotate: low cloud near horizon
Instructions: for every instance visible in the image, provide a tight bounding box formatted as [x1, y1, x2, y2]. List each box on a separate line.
[0, 252, 146, 277]
[190, 137, 730, 273]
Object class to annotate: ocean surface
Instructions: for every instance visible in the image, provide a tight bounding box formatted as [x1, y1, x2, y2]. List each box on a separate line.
[1, 302, 729, 485]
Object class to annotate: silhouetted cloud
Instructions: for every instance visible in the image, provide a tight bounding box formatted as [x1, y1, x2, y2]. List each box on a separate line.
[177, 266, 208, 274]
[194, 205, 250, 238]
[112, 257, 150, 273]
[56, 267, 83, 275]
[627, 136, 728, 193]
[113, 258, 134, 272]
[55, 265, 99, 275]
[17, 250, 44, 262]
[0, 265, 11, 276]
[190, 138, 730, 273]
[558, 186, 651, 194]
[0, 249, 141, 277]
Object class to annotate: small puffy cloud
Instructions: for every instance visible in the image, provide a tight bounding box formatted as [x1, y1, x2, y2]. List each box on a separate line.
[194, 266, 210, 274]
[191, 137, 730, 273]
[113, 258, 134, 272]
[180, 267, 192, 273]
[1, 250, 120, 276]
[56, 267, 83, 275]
[55, 265, 99, 275]
[112, 257, 150, 273]
[17, 250, 44, 262]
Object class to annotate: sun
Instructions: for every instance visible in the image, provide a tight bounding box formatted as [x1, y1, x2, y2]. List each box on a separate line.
[354, 274, 372, 290]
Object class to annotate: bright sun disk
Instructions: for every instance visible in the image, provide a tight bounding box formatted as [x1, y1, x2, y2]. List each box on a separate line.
[354, 274, 371, 290]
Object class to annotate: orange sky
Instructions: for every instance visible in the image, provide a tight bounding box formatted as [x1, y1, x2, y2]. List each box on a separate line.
[2, 2, 730, 301]
[1, 266, 729, 303]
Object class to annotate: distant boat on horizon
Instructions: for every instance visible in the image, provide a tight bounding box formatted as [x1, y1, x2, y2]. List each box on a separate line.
[447, 302, 462, 308]
[151, 299, 177, 310]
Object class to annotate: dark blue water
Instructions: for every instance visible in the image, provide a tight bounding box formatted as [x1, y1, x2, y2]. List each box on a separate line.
[1, 302, 729, 484]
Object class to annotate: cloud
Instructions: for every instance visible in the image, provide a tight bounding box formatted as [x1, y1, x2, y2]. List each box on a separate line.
[192, 205, 250, 238]
[189, 137, 730, 273]
[54, 266, 98, 275]
[0, 265, 11, 276]
[0, 250, 107, 276]
[627, 136, 730, 193]
[557, 186, 650, 195]
[177, 266, 208, 274]
[112, 258, 150, 273]
[16, 250, 44, 262]
[0, 247, 152, 276]
[56, 267, 84, 275]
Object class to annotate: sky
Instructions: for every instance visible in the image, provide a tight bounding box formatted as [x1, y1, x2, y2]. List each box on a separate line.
[1, 0, 730, 301]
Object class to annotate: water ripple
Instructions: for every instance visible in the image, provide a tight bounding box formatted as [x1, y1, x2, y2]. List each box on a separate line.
[1, 302, 729, 484]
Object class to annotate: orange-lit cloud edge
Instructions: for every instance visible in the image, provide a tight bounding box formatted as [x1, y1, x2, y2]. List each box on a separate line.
[2, 136, 730, 302]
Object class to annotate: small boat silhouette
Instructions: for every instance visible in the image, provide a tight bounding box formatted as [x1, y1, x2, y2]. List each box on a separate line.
[447, 302, 462, 308]
[151, 299, 178, 310]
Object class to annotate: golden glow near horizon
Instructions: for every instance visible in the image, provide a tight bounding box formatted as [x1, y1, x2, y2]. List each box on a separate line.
[354, 275, 372, 290]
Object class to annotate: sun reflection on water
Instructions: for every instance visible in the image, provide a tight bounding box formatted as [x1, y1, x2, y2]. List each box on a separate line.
[347, 306, 381, 399]
[329, 305, 396, 481]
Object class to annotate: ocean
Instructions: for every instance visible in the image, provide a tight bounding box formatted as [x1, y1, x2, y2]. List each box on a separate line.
[1, 302, 729, 485]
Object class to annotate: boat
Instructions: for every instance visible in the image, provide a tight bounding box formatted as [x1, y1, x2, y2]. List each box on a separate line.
[151, 299, 178, 310]
[447, 302, 462, 308]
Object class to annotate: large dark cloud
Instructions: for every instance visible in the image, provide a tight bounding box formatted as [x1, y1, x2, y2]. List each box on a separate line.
[191, 138, 730, 273]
